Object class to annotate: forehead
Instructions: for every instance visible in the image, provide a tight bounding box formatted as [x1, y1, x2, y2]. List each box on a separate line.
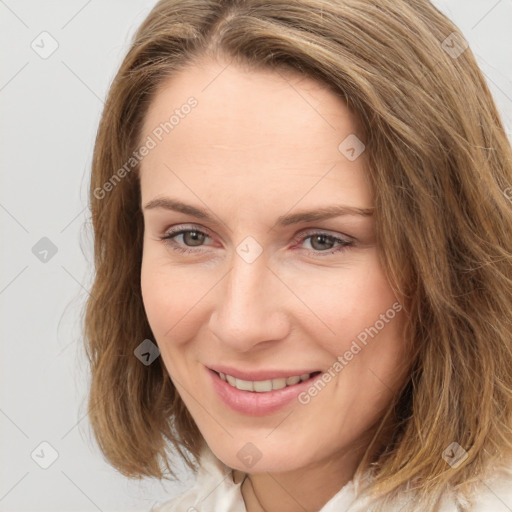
[139, 58, 371, 210]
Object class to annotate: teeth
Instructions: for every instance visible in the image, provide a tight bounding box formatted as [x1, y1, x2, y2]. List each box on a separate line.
[236, 378, 254, 391]
[220, 372, 313, 392]
[271, 378, 287, 390]
[254, 379, 272, 392]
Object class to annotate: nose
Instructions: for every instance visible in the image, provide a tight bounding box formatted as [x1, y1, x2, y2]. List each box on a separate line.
[208, 250, 291, 352]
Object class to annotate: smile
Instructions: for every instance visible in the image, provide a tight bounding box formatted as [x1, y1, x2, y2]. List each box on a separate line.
[216, 371, 319, 392]
[207, 366, 323, 416]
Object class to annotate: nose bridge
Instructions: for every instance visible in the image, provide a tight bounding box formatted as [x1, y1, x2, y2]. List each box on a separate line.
[209, 249, 289, 349]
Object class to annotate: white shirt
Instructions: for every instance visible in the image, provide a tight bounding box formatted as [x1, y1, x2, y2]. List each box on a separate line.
[150, 445, 512, 512]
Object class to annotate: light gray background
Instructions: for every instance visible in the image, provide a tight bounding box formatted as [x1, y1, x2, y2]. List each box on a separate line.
[1, 1, 511, 511]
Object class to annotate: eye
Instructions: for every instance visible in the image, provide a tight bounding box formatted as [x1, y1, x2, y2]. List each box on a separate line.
[295, 231, 354, 256]
[160, 226, 354, 257]
[161, 227, 212, 254]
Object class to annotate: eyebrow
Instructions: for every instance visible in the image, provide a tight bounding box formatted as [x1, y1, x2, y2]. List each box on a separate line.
[143, 197, 374, 227]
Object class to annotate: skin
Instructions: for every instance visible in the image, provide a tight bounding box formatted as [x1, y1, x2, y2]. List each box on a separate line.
[139, 56, 409, 512]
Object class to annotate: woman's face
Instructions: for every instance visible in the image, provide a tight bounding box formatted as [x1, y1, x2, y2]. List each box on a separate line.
[139, 57, 408, 474]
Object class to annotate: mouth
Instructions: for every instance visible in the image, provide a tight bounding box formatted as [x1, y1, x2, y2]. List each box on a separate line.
[208, 367, 323, 415]
[212, 370, 322, 392]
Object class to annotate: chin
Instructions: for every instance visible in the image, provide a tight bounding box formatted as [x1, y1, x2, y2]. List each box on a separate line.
[206, 437, 309, 474]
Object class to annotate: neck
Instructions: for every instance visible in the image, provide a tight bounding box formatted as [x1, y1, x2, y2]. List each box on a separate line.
[239, 443, 371, 512]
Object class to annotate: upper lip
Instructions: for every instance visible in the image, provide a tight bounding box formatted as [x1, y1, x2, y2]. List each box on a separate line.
[207, 365, 321, 381]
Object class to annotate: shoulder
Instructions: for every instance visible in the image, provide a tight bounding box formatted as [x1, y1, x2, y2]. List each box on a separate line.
[434, 462, 512, 512]
[344, 462, 512, 512]
[467, 463, 512, 511]
[149, 446, 247, 512]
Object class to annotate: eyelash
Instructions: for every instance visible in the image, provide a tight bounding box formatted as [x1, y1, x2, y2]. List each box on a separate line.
[161, 225, 354, 257]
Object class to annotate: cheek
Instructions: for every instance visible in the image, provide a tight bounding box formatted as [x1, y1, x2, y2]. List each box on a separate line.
[292, 252, 401, 356]
[140, 247, 218, 349]
[337, 262, 406, 384]
[140, 258, 201, 383]
[140, 250, 189, 343]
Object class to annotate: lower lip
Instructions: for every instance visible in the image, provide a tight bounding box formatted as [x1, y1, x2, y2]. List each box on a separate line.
[207, 367, 321, 416]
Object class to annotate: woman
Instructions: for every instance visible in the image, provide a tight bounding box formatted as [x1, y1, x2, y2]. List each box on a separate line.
[84, 0, 512, 510]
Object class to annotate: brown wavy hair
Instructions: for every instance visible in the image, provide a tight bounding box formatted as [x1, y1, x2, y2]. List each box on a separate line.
[84, 0, 512, 508]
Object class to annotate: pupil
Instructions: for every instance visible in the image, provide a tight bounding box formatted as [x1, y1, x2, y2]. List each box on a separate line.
[312, 235, 333, 251]
[185, 231, 204, 246]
